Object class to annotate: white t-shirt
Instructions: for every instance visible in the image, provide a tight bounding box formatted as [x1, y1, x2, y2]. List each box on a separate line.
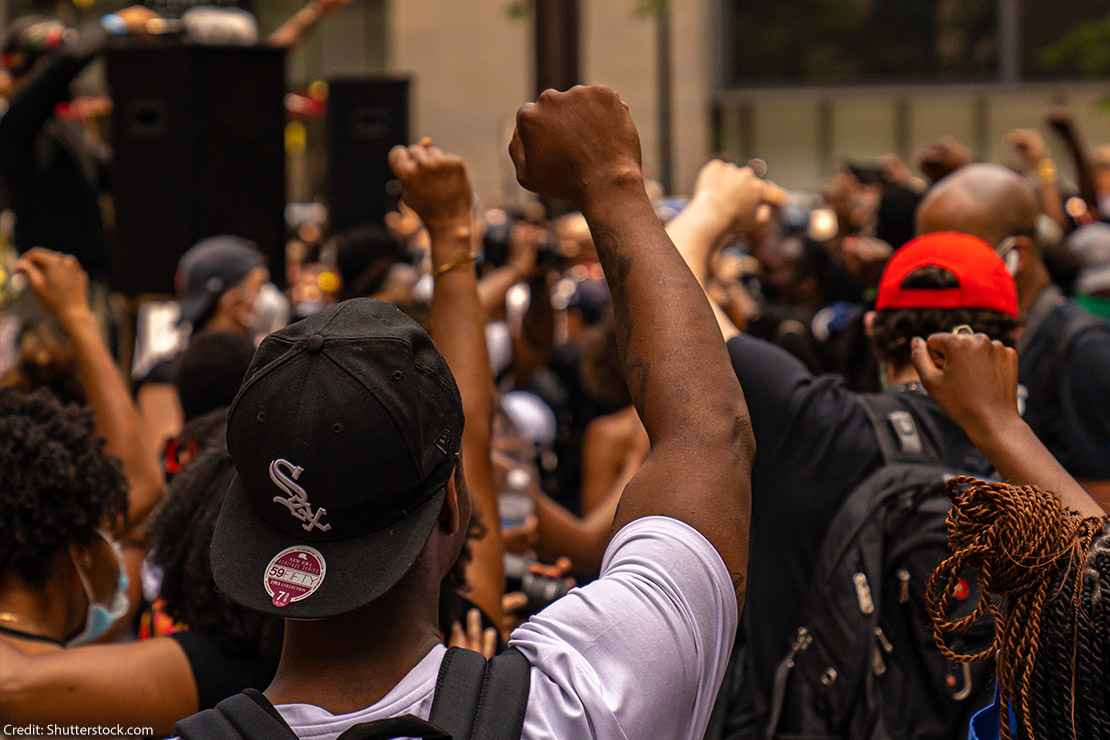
[274, 516, 737, 740]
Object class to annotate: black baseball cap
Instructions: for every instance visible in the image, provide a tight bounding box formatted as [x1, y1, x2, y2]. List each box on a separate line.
[210, 298, 464, 619]
[177, 236, 265, 328]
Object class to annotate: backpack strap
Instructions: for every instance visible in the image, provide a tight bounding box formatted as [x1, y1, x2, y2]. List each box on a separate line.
[858, 393, 939, 466]
[428, 647, 532, 740]
[174, 689, 299, 740]
[429, 648, 488, 739]
[470, 648, 532, 740]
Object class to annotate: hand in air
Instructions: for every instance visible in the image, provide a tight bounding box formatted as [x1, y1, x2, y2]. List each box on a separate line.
[910, 332, 1020, 438]
[509, 85, 643, 209]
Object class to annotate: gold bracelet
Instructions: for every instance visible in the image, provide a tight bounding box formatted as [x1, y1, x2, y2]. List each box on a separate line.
[1037, 158, 1057, 184]
[435, 253, 477, 276]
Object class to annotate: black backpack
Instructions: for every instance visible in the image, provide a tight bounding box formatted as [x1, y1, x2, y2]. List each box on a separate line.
[174, 647, 531, 740]
[762, 394, 994, 740]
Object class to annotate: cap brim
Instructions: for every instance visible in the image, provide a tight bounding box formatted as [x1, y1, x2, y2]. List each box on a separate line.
[210, 473, 446, 620]
[177, 293, 215, 327]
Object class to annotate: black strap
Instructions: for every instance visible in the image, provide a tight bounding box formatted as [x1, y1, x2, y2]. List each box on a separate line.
[858, 393, 939, 466]
[429, 648, 488, 739]
[471, 648, 532, 740]
[336, 715, 451, 740]
[174, 690, 299, 740]
[428, 647, 532, 740]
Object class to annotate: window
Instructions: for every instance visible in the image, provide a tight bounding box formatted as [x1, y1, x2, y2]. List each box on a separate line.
[724, 0, 998, 86]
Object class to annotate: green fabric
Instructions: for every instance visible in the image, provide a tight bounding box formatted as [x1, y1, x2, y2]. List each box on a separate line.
[1075, 293, 1110, 320]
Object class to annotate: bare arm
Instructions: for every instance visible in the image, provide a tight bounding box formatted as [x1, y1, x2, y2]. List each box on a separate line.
[389, 141, 504, 625]
[1046, 109, 1099, 216]
[911, 332, 1104, 517]
[668, 160, 788, 341]
[0, 637, 197, 736]
[267, 0, 348, 48]
[510, 86, 754, 599]
[15, 249, 165, 538]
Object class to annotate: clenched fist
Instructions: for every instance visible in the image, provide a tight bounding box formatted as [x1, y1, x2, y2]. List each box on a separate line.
[692, 160, 787, 234]
[509, 85, 643, 208]
[388, 138, 473, 232]
[14, 248, 91, 330]
[910, 332, 1019, 437]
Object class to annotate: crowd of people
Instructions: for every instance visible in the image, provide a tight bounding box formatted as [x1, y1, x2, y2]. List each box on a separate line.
[1, 10, 1110, 740]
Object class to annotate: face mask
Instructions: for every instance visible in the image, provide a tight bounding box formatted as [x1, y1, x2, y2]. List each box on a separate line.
[67, 530, 129, 647]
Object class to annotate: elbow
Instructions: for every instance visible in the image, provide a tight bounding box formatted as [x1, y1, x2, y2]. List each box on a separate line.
[695, 404, 756, 470]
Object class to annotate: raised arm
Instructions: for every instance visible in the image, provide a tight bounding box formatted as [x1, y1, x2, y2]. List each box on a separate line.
[667, 160, 786, 341]
[267, 0, 349, 48]
[910, 332, 1105, 517]
[388, 140, 504, 624]
[15, 249, 165, 537]
[509, 85, 753, 600]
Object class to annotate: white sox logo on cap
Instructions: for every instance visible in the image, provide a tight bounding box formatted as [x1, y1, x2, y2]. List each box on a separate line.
[270, 458, 332, 533]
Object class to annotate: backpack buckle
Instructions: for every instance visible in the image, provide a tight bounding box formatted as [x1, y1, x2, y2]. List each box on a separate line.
[887, 411, 923, 455]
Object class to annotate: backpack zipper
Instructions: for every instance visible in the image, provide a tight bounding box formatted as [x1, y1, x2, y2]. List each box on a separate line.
[897, 568, 911, 604]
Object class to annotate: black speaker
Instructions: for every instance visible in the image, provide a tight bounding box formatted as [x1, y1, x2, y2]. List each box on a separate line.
[326, 77, 410, 233]
[106, 44, 286, 295]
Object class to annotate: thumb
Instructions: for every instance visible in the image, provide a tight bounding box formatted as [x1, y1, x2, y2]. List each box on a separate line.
[910, 336, 943, 389]
[13, 258, 46, 295]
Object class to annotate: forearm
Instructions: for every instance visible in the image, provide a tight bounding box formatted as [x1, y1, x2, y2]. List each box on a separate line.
[63, 310, 164, 535]
[428, 225, 504, 621]
[477, 265, 522, 317]
[531, 489, 615, 578]
[267, 0, 324, 47]
[968, 416, 1104, 517]
[1063, 135, 1100, 213]
[667, 199, 740, 340]
[585, 185, 744, 442]
[583, 181, 752, 586]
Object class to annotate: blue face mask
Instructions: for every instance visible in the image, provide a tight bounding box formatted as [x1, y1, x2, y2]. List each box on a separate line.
[67, 530, 129, 647]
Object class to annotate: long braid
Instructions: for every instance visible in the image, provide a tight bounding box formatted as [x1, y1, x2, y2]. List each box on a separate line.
[925, 476, 1106, 740]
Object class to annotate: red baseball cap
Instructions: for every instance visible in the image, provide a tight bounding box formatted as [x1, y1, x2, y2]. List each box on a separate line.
[876, 232, 1018, 318]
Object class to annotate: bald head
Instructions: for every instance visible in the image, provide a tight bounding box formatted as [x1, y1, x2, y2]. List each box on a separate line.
[916, 164, 1038, 247]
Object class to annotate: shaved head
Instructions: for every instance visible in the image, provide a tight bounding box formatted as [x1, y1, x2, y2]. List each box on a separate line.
[916, 164, 1038, 248]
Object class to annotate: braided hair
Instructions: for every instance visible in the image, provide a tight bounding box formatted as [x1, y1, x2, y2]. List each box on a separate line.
[927, 476, 1109, 740]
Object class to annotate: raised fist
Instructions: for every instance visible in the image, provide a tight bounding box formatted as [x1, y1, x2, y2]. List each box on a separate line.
[693, 159, 787, 234]
[509, 85, 642, 208]
[1005, 129, 1047, 169]
[388, 138, 473, 232]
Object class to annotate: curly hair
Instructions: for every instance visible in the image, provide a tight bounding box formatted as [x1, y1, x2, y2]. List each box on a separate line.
[146, 437, 283, 657]
[927, 476, 1110, 740]
[871, 264, 1018, 367]
[0, 388, 127, 586]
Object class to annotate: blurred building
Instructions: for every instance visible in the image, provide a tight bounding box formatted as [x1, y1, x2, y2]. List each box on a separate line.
[5, 0, 1110, 199]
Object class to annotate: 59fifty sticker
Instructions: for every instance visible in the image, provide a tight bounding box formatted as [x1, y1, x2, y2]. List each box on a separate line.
[264, 546, 326, 608]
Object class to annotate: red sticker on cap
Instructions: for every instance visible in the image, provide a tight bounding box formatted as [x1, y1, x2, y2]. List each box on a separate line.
[264, 546, 326, 608]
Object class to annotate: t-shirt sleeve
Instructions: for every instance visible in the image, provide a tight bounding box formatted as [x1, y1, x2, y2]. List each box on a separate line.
[1063, 329, 1110, 479]
[727, 333, 875, 472]
[508, 516, 736, 740]
[170, 630, 279, 711]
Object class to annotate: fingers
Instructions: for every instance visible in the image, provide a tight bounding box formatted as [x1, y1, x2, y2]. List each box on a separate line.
[761, 181, 789, 208]
[388, 145, 416, 179]
[508, 128, 530, 189]
[467, 607, 482, 647]
[481, 626, 497, 659]
[449, 621, 465, 648]
[910, 336, 943, 388]
[502, 591, 528, 613]
[12, 257, 45, 293]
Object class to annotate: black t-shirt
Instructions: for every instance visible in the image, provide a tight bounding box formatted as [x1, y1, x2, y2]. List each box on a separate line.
[171, 629, 278, 711]
[726, 333, 990, 723]
[1019, 298, 1110, 481]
